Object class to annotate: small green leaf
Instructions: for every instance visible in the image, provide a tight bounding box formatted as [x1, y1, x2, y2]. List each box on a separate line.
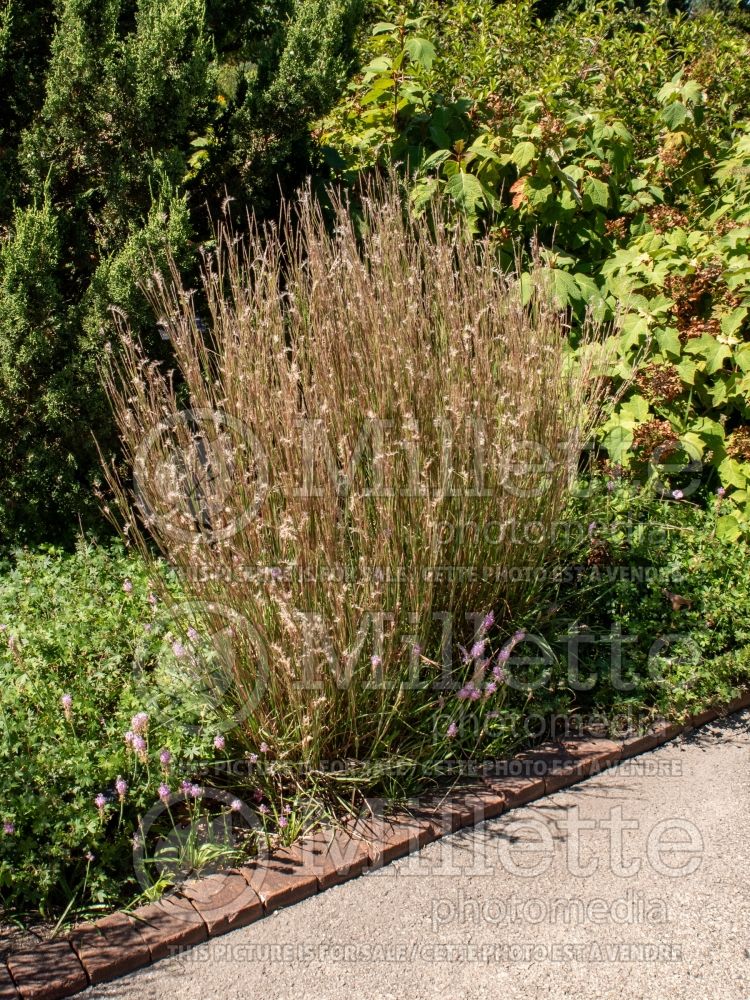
[512, 141, 536, 170]
[404, 37, 436, 71]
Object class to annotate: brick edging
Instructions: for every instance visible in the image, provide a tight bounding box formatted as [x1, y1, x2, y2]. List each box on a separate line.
[5, 690, 749, 999]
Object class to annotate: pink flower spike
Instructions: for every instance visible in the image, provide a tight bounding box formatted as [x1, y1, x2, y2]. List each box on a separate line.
[122, 579, 133, 594]
[213, 734, 226, 751]
[230, 799, 243, 812]
[259, 742, 269, 754]
[447, 722, 458, 738]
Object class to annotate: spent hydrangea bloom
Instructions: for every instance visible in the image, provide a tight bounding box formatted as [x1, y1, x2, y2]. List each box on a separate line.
[61, 693, 73, 720]
[3, 822, 15, 836]
[94, 793, 107, 815]
[230, 799, 243, 813]
[122, 579, 133, 594]
[159, 748, 172, 768]
[446, 722, 458, 739]
[115, 776, 128, 801]
[672, 489, 684, 500]
[158, 784, 171, 803]
[259, 804, 269, 815]
[131, 712, 149, 734]
[172, 640, 185, 658]
[278, 815, 288, 829]
[213, 735, 226, 751]
[259, 742, 269, 754]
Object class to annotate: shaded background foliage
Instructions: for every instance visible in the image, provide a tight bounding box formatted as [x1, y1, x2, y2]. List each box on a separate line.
[0, 0, 363, 545]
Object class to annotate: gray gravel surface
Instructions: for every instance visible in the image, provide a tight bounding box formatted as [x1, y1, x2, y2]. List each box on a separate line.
[90, 711, 750, 1000]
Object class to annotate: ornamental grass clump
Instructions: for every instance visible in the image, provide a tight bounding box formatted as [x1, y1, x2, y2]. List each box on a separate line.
[103, 183, 606, 774]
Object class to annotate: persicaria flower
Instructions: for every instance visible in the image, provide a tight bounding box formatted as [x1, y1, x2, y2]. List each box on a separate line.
[148, 593, 157, 606]
[485, 681, 497, 696]
[717, 487, 726, 498]
[131, 712, 149, 734]
[259, 804, 269, 815]
[61, 693, 73, 720]
[187, 627, 199, 642]
[252, 788, 263, 803]
[213, 735, 226, 751]
[283, 804, 291, 815]
[132, 735, 147, 761]
[123, 579, 133, 593]
[94, 793, 107, 815]
[446, 722, 458, 738]
[159, 749, 172, 768]
[3, 822, 15, 836]
[115, 776, 128, 801]
[370, 655, 382, 668]
[497, 647, 511, 663]
[124, 731, 134, 747]
[470, 640, 486, 660]
[482, 610, 495, 632]
[158, 784, 171, 803]
[248, 753, 258, 764]
[672, 489, 684, 500]
[512, 630, 526, 643]
[230, 799, 243, 812]
[189, 784, 203, 799]
[492, 664, 507, 683]
[278, 816, 288, 828]
[181, 780, 192, 795]
[172, 640, 185, 658]
[259, 742, 269, 754]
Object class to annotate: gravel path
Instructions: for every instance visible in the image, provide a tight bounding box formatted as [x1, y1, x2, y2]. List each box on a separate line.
[90, 711, 750, 1000]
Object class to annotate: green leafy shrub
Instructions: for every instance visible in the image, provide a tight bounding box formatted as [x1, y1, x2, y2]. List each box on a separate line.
[0, 541, 229, 916]
[550, 477, 750, 720]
